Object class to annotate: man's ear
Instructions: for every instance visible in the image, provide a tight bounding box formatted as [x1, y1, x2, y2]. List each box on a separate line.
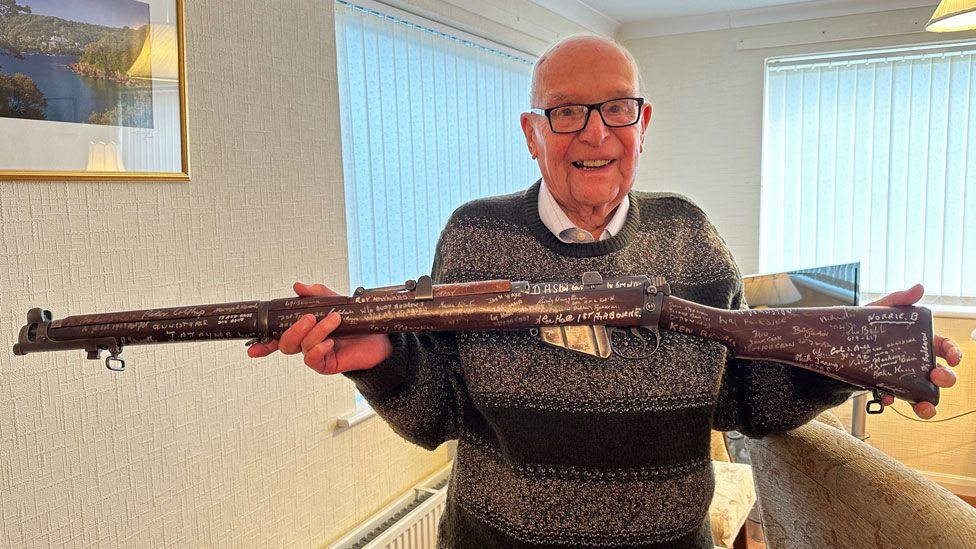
[639, 103, 652, 153]
[520, 113, 538, 159]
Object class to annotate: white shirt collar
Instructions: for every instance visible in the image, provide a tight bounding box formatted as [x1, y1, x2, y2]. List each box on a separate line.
[538, 179, 630, 243]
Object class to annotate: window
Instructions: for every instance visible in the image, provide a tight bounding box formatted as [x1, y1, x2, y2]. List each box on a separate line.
[760, 42, 976, 306]
[333, 0, 537, 413]
[333, 0, 538, 293]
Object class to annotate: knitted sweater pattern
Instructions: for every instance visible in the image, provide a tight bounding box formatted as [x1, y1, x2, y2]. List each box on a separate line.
[345, 181, 852, 548]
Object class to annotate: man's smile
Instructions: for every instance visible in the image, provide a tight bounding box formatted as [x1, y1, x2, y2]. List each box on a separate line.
[571, 159, 616, 170]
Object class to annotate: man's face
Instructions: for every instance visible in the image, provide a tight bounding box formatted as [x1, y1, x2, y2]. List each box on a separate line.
[521, 40, 652, 213]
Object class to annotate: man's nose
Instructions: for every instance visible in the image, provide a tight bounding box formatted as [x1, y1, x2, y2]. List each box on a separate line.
[577, 109, 610, 145]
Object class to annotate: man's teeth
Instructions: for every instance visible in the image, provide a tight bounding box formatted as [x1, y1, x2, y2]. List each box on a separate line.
[573, 160, 613, 168]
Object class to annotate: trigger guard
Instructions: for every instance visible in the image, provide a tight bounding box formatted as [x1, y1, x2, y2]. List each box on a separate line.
[609, 326, 660, 360]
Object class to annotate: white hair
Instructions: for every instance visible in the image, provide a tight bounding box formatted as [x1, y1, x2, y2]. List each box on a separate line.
[529, 34, 644, 107]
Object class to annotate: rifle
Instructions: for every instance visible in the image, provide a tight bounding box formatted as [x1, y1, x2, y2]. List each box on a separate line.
[12, 271, 938, 412]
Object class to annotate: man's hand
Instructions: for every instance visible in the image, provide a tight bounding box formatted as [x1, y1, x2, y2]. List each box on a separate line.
[246, 282, 393, 374]
[867, 283, 962, 419]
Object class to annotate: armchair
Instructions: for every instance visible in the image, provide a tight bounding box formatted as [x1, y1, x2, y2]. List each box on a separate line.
[744, 412, 976, 548]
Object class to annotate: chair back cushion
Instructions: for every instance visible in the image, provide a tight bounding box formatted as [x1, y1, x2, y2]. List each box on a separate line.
[745, 419, 976, 548]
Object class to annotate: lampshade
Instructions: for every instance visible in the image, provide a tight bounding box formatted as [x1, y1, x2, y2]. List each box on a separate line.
[744, 273, 803, 307]
[927, 0, 976, 32]
[87, 141, 126, 172]
[128, 23, 179, 81]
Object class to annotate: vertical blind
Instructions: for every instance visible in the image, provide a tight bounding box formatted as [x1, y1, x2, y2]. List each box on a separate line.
[333, 0, 538, 290]
[761, 43, 976, 305]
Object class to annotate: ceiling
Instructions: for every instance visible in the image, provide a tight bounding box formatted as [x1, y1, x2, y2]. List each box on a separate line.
[581, 0, 818, 23]
[529, 0, 939, 39]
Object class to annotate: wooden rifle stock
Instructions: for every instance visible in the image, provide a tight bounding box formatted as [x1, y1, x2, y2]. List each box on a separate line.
[12, 272, 938, 409]
[658, 296, 938, 408]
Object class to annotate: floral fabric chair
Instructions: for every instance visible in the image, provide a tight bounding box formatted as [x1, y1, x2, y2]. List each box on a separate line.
[708, 430, 756, 549]
[744, 411, 976, 548]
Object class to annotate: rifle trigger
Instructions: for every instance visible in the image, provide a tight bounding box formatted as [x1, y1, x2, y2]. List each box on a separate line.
[649, 327, 661, 355]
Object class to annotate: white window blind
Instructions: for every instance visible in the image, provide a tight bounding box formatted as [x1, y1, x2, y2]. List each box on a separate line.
[333, 0, 538, 291]
[760, 43, 976, 306]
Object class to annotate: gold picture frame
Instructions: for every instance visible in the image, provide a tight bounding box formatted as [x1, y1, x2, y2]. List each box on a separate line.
[0, 0, 189, 181]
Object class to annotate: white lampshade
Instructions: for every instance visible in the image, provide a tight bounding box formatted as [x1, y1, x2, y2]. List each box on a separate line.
[745, 273, 803, 307]
[927, 0, 976, 32]
[86, 141, 126, 172]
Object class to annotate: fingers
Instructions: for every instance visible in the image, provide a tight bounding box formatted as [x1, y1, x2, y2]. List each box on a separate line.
[279, 314, 318, 355]
[302, 312, 342, 353]
[305, 339, 337, 374]
[913, 401, 937, 420]
[878, 363, 954, 416]
[935, 334, 964, 366]
[867, 283, 924, 306]
[277, 312, 345, 374]
[294, 281, 339, 297]
[930, 365, 957, 388]
[248, 281, 333, 359]
[246, 294, 346, 377]
[249, 281, 337, 359]
[247, 339, 279, 358]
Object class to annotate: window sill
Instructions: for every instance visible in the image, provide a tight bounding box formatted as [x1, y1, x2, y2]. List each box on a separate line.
[334, 405, 377, 431]
[926, 304, 976, 321]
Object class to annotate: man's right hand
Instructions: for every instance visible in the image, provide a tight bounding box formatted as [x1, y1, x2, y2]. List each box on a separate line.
[246, 282, 393, 375]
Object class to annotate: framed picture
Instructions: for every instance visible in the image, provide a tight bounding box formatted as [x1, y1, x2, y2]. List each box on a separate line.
[0, 0, 188, 181]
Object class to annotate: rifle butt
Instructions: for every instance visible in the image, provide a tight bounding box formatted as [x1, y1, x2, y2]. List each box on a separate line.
[661, 297, 940, 405]
[733, 305, 940, 405]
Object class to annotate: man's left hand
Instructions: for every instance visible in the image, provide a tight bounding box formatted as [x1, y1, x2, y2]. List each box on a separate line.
[867, 283, 962, 419]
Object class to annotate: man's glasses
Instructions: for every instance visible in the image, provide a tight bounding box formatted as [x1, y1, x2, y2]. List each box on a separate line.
[530, 97, 644, 134]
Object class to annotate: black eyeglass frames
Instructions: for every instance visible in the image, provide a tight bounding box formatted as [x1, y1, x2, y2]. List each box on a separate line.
[529, 97, 645, 134]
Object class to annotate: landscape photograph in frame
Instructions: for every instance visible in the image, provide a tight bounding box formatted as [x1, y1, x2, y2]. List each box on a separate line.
[0, 0, 153, 127]
[0, 0, 188, 180]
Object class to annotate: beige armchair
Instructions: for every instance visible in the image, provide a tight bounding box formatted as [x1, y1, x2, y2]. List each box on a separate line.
[744, 412, 976, 548]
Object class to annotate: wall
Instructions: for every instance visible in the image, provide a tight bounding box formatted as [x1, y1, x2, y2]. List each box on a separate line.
[624, 7, 976, 489]
[0, 1, 585, 546]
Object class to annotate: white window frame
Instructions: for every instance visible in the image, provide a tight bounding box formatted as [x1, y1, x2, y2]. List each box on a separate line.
[759, 39, 976, 315]
[332, 0, 539, 425]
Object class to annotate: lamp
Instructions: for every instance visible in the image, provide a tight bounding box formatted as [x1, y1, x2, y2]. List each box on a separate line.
[744, 273, 803, 307]
[86, 141, 126, 172]
[927, 0, 976, 32]
[128, 23, 179, 81]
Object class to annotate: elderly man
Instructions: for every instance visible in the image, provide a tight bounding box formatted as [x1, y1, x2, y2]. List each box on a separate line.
[250, 36, 961, 548]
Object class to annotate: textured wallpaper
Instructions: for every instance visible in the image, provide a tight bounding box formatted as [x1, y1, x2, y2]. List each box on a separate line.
[0, 0, 592, 544]
[0, 2, 451, 546]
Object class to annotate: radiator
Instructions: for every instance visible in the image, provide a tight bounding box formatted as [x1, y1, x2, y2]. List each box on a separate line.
[330, 463, 452, 549]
